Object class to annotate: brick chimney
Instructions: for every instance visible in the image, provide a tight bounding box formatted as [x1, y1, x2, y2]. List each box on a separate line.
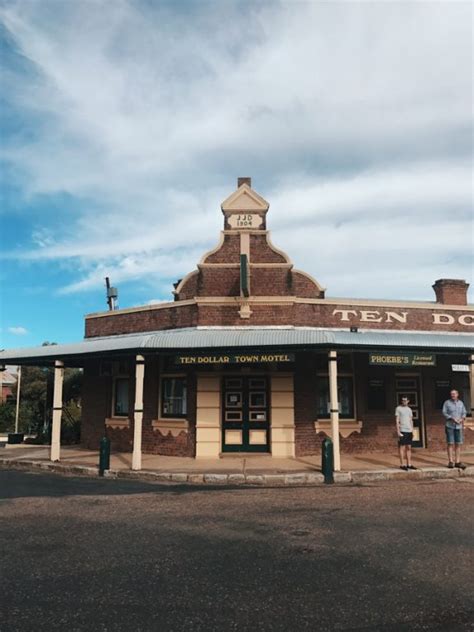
[432, 279, 469, 305]
[237, 177, 251, 188]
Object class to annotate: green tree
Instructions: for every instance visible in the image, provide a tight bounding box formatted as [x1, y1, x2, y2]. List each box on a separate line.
[0, 351, 83, 441]
[0, 400, 15, 432]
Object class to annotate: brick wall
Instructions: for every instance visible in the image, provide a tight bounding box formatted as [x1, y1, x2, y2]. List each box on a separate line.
[293, 302, 474, 331]
[85, 304, 198, 337]
[198, 304, 296, 326]
[292, 271, 324, 298]
[81, 357, 196, 457]
[250, 234, 287, 263]
[176, 272, 199, 300]
[180, 265, 323, 300]
[251, 268, 293, 296]
[294, 355, 320, 454]
[81, 360, 120, 451]
[86, 300, 473, 338]
[197, 268, 241, 297]
[204, 234, 240, 263]
[174, 229, 323, 300]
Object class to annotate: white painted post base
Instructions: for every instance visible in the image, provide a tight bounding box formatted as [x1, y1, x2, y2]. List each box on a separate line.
[50, 360, 64, 462]
[328, 350, 341, 471]
[132, 355, 145, 471]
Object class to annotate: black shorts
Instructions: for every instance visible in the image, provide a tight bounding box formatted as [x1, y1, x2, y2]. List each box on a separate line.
[399, 432, 413, 446]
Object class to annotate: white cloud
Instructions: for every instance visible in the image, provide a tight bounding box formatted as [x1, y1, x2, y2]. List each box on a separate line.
[7, 326, 29, 335]
[0, 0, 472, 301]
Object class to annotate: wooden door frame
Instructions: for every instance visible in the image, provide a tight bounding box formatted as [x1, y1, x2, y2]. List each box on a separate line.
[395, 372, 426, 448]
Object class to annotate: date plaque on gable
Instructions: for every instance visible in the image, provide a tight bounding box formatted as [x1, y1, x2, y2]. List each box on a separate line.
[228, 213, 263, 229]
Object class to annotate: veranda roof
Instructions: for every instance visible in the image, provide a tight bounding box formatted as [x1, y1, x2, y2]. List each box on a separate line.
[1, 327, 472, 366]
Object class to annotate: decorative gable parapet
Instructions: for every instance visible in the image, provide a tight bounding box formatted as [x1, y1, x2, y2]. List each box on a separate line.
[174, 178, 324, 307]
[221, 178, 269, 231]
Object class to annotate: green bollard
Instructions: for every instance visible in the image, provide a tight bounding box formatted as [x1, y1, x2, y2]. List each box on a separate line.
[321, 437, 334, 484]
[99, 435, 111, 476]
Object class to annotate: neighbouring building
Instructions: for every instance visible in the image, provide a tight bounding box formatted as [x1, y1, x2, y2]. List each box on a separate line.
[1, 178, 473, 470]
[0, 368, 17, 403]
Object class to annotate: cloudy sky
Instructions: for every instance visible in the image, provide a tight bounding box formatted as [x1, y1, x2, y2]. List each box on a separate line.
[0, 0, 472, 347]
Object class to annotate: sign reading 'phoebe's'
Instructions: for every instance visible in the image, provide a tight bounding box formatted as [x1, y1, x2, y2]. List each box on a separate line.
[175, 353, 295, 365]
[369, 353, 436, 367]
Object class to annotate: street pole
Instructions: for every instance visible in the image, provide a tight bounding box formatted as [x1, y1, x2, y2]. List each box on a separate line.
[14, 366, 22, 434]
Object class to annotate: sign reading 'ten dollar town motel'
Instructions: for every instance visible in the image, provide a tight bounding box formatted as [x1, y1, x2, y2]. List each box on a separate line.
[369, 353, 436, 367]
[175, 353, 295, 365]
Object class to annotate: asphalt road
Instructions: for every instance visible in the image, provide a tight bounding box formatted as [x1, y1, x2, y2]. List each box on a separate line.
[1, 471, 473, 632]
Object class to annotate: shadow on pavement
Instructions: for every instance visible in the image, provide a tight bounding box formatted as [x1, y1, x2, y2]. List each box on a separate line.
[0, 470, 305, 500]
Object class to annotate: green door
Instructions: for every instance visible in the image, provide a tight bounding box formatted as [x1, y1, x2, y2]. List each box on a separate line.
[222, 376, 270, 452]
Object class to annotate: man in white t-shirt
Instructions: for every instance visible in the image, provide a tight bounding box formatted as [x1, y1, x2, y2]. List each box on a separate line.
[395, 397, 417, 471]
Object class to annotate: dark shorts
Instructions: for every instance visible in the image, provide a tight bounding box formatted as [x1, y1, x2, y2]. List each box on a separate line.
[445, 426, 463, 445]
[399, 432, 413, 446]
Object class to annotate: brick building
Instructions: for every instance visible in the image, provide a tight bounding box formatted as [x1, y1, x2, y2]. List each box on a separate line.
[1, 178, 473, 469]
[0, 368, 17, 403]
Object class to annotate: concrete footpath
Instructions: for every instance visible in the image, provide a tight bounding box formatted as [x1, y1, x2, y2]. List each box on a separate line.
[0, 444, 473, 485]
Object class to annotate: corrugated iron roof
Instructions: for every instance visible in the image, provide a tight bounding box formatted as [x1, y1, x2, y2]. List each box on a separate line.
[0, 327, 472, 364]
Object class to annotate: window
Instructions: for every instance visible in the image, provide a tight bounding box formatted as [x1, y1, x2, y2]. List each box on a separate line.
[161, 377, 187, 418]
[249, 391, 266, 407]
[113, 378, 129, 417]
[225, 392, 242, 408]
[317, 376, 355, 419]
